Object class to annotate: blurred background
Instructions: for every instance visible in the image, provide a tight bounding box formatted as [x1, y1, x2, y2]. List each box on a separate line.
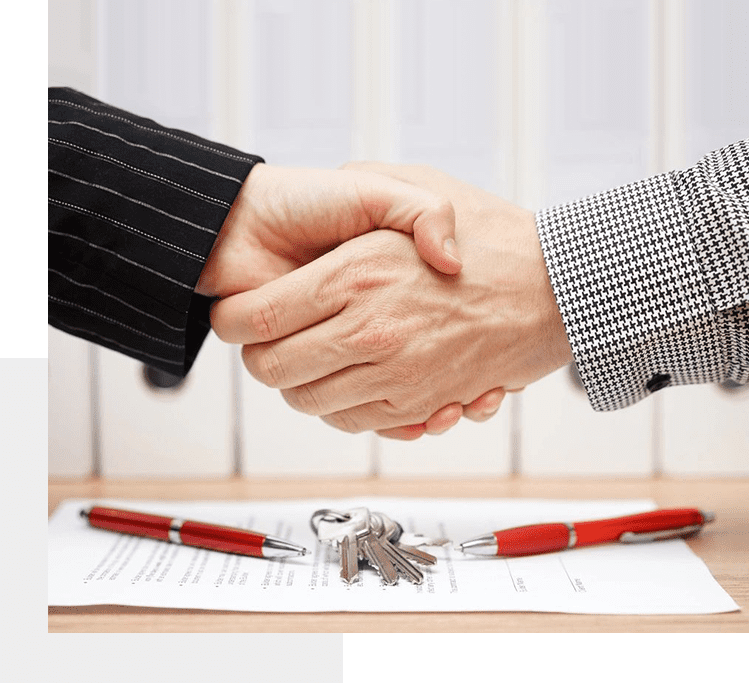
[48, 0, 748, 480]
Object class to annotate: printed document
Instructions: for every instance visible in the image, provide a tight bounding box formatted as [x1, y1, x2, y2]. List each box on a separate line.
[48, 497, 739, 614]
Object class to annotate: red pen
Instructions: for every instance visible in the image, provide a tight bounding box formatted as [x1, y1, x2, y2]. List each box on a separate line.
[458, 508, 714, 557]
[80, 505, 308, 558]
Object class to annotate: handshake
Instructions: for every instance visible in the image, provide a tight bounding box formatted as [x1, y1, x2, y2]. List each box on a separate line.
[202, 163, 573, 440]
[50, 88, 745, 432]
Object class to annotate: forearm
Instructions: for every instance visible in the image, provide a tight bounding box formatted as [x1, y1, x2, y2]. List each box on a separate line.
[536, 139, 749, 410]
[48, 87, 263, 375]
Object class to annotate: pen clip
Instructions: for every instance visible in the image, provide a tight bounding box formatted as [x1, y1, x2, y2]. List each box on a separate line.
[619, 524, 704, 543]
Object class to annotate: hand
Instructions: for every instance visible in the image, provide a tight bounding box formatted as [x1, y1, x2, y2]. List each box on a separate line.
[211, 170, 573, 432]
[342, 164, 527, 439]
[314, 163, 543, 439]
[198, 163, 492, 439]
[195, 163, 463, 298]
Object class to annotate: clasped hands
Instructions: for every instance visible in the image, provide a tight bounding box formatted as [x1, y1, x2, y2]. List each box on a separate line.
[199, 163, 573, 440]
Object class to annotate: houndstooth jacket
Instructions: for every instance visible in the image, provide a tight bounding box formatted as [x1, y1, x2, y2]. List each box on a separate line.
[536, 139, 749, 411]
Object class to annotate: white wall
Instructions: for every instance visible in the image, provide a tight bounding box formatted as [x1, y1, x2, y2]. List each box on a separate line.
[48, 0, 749, 478]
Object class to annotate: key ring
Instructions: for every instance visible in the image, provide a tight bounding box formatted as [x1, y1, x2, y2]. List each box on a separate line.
[310, 508, 351, 534]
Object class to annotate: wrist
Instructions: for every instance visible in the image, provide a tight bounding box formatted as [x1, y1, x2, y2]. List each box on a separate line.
[195, 169, 256, 297]
[530, 214, 574, 373]
[481, 210, 573, 389]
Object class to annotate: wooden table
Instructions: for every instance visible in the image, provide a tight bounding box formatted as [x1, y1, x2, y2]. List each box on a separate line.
[49, 477, 748, 632]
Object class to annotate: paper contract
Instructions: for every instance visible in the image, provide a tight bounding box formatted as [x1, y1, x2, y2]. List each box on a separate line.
[48, 497, 739, 614]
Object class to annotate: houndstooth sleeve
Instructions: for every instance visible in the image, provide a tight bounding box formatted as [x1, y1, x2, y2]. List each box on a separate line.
[535, 139, 749, 411]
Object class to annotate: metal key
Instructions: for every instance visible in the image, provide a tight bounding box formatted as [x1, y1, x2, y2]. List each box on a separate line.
[311, 507, 441, 587]
[376, 511, 439, 577]
[392, 542, 437, 567]
[312, 507, 370, 584]
[370, 512, 426, 584]
[358, 512, 433, 585]
[376, 513, 440, 565]
[397, 531, 451, 548]
[358, 514, 399, 585]
[384, 517, 450, 548]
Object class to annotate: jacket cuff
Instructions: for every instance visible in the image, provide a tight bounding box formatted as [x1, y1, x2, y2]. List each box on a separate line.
[48, 87, 263, 376]
[535, 173, 722, 410]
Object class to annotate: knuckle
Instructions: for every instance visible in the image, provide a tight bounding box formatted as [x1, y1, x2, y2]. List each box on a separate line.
[249, 295, 282, 343]
[244, 345, 286, 388]
[260, 347, 286, 387]
[430, 196, 456, 224]
[346, 319, 403, 356]
[339, 256, 389, 294]
[281, 385, 324, 416]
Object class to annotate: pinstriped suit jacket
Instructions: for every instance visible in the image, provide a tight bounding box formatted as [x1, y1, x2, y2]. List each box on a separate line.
[48, 87, 262, 376]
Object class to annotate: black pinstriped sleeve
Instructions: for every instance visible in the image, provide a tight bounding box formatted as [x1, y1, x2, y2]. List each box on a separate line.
[48, 87, 263, 376]
[536, 140, 749, 411]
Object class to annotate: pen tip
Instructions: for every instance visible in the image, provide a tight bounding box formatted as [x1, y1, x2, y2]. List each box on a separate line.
[457, 535, 497, 555]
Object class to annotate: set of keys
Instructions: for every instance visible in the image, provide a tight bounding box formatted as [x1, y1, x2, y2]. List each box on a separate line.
[311, 507, 448, 586]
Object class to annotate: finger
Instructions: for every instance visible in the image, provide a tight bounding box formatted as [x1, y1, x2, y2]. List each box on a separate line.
[241, 322, 353, 389]
[278, 364, 390, 415]
[376, 424, 427, 440]
[462, 388, 506, 422]
[241, 288, 409, 388]
[424, 403, 463, 435]
[347, 401, 464, 439]
[386, 393, 503, 438]
[210, 251, 345, 344]
[350, 170, 462, 275]
[320, 400, 433, 434]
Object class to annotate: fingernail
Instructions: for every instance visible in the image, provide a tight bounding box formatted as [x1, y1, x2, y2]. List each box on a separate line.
[443, 238, 462, 265]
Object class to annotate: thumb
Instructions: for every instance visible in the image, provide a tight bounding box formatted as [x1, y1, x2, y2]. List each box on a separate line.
[349, 170, 462, 275]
